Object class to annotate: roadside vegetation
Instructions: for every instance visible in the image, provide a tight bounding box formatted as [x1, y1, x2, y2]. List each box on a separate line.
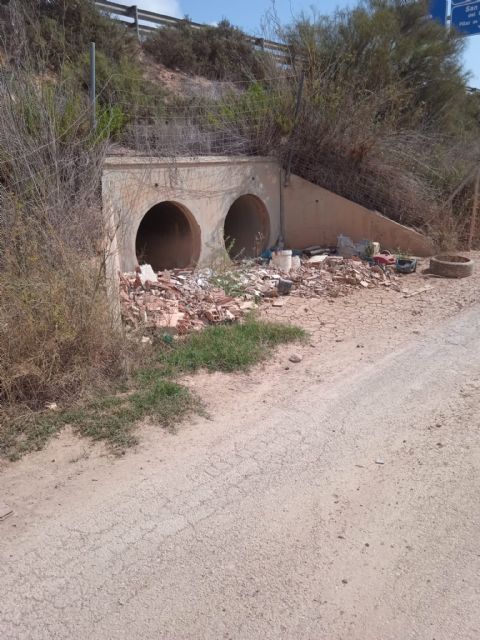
[280, 0, 480, 247]
[0, 320, 305, 460]
[143, 18, 268, 82]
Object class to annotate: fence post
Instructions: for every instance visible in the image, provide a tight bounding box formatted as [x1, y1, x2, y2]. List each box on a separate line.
[284, 70, 305, 187]
[467, 168, 480, 250]
[89, 41, 97, 132]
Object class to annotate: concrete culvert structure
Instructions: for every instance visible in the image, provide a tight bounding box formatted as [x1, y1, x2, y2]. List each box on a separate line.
[135, 201, 200, 271]
[224, 194, 270, 259]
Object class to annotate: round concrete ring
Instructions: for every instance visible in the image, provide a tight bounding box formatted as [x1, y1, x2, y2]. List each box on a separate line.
[429, 255, 474, 278]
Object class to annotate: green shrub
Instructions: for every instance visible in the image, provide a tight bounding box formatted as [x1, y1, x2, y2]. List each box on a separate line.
[273, 0, 480, 240]
[143, 19, 267, 82]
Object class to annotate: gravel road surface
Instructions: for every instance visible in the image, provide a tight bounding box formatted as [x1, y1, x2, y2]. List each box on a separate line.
[1, 277, 480, 639]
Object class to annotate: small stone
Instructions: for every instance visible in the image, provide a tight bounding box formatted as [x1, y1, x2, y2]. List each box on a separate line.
[342, 579, 348, 584]
[289, 354, 302, 363]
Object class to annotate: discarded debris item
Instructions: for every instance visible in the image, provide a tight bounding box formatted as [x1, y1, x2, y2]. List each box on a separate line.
[45, 402, 58, 411]
[272, 299, 285, 307]
[354, 239, 374, 257]
[396, 257, 417, 273]
[337, 234, 356, 258]
[308, 254, 329, 264]
[260, 249, 272, 261]
[291, 255, 301, 271]
[373, 251, 396, 266]
[271, 250, 292, 272]
[0, 503, 13, 522]
[277, 278, 293, 295]
[375, 458, 385, 465]
[429, 255, 474, 279]
[303, 245, 333, 257]
[371, 242, 381, 255]
[138, 263, 157, 285]
[403, 285, 433, 298]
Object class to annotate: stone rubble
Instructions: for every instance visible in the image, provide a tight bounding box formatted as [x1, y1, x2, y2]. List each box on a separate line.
[119, 256, 400, 334]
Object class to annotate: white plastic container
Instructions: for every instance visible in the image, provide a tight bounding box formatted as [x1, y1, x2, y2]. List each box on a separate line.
[291, 255, 301, 271]
[271, 250, 292, 272]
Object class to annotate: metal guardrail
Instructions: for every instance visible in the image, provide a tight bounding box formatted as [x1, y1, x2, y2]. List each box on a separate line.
[94, 0, 290, 60]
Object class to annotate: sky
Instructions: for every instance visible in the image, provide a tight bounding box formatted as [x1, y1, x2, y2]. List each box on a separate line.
[117, 0, 480, 87]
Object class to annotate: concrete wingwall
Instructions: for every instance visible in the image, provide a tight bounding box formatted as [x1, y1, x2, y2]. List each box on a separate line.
[284, 175, 433, 256]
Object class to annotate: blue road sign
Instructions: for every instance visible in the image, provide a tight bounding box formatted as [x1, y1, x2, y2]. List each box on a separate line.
[451, 1, 480, 35]
[429, 0, 447, 24]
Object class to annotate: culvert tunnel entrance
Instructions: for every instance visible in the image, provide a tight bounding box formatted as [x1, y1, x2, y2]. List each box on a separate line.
[135, 201, 200, 271]
[224, 194, 270, 259]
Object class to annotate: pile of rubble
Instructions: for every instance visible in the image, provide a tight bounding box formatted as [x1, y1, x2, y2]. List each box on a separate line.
[119, 268, 256, 334]
[119, 256, 400, 334]
[239, 255, 400, 299]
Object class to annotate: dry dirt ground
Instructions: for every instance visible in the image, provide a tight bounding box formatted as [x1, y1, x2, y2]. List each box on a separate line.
[1, 255, 480, 639]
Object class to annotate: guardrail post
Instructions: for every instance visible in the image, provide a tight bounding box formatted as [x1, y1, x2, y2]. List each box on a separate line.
[129, 5, 140, 40]
[255, 37, 265, 51]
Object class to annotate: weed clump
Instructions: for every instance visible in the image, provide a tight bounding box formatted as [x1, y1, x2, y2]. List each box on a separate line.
[155, 320, 306, 375]
[1, 320, 305, 460]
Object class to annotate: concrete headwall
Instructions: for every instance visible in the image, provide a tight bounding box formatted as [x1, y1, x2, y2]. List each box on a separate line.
[102, 155, 282, 272]
[284, 175, 433, 256]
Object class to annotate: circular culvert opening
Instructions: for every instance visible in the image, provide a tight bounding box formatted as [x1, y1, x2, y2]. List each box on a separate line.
[224, 194, 270, 259]
[135, 201, 200, 271]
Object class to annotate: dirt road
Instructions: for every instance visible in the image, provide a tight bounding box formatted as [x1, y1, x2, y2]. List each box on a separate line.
[1, 265, 480, 639]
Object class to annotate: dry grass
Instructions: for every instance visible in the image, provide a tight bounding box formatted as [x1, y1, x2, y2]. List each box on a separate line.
[0, 46, 125, 410]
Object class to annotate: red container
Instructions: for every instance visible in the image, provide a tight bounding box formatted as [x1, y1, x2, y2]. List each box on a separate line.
[372, 251, 395, 266]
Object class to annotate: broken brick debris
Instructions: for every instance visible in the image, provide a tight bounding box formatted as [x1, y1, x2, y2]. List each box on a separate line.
[120, 256, 400, 335]
[119, 268, 248, 335]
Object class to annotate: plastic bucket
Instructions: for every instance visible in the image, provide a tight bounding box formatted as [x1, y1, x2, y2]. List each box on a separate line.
[271, 250, 293, 272]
